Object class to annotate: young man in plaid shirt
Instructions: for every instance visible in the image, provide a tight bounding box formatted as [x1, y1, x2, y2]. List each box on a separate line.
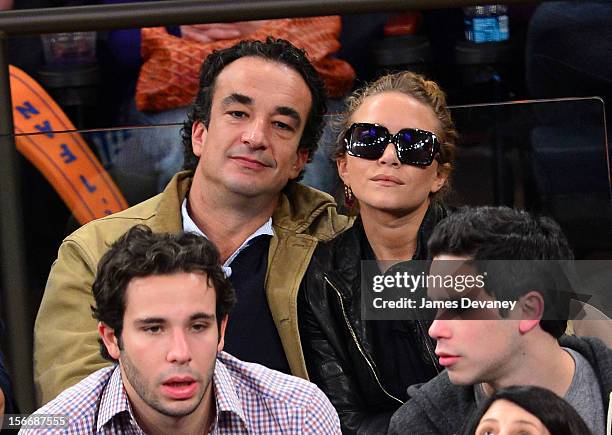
[24, 226, 340, 434]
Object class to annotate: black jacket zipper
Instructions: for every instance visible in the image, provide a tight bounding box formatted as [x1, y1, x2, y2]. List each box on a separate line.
[324, 275, 403, 405]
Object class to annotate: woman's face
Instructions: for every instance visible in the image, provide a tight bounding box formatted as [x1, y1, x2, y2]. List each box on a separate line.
[338, 91, 447, 216]
[475, 399, 551, 435]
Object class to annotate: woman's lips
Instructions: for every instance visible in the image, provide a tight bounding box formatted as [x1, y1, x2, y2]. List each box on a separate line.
[370, 174, 404, 185]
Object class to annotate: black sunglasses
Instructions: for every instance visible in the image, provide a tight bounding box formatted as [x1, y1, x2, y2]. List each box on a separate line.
[344, 122, 440, 166]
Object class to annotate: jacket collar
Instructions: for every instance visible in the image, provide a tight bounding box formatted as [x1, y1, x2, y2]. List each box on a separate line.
[414, 201, 448, 260]
[327, 202, 448, 298]
[153, 173, 349, 240]
[150, 171, 192, 233]
[273, 182, 350, 238]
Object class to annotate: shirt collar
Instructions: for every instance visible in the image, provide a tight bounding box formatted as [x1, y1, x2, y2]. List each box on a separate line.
[181, 199, 274, 276]
[97, 365, 142, 433]
[97, 356, 249, 433]
[211, 351, 249, 431]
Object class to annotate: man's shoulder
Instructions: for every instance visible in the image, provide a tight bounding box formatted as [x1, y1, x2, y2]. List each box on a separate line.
[406, 370, 474, 410]
[53, 194, 164, 270]
[560, 335, 612, 367]
[274, 183, 352, 241]
[65, 170, 190, 242]
[26, 367, 116, 433]
[216, 352, 340, 433]
[217, 351, 327, 409]
[389, 371, 475, 435]
[63, 185, 185, 262]
[560, 335, 612, 388]
[67, 193, 162, 242]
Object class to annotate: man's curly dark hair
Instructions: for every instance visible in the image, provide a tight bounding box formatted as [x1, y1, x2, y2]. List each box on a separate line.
[91, 225, 236, 362]
[180, 37, 327, 181]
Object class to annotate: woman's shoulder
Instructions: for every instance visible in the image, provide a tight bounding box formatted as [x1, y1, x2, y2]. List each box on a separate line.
[302, 220, 364, 299]
[313, 219, 364, 263]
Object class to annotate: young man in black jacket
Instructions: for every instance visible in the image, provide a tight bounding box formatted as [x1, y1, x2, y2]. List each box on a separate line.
[389, 206, 611, 435]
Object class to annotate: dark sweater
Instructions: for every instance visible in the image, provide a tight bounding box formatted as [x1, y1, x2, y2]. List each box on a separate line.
[224, 235, 290, 374]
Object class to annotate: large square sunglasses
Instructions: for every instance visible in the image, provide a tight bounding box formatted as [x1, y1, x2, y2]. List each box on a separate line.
[344, 122, 440, 166]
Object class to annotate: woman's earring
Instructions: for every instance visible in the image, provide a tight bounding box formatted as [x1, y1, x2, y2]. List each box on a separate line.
[344, 185, 355, 209]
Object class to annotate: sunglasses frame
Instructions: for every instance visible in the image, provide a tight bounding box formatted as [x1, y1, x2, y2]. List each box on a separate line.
[344, 122, 441, 166]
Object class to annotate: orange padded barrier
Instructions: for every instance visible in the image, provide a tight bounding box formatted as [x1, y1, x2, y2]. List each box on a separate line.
[9, 65, 128, 225]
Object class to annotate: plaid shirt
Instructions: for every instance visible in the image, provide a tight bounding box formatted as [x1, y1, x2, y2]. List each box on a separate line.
[22, 352, 340, 434]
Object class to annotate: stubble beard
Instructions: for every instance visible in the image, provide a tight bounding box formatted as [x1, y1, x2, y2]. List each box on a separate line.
[121, 350, 216, 419]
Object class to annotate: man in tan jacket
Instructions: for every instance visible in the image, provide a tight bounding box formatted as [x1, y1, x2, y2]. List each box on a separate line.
[34, 38, 350, 405]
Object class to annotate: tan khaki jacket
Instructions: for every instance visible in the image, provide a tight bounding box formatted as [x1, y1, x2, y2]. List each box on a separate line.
[34, 172, 351, 405]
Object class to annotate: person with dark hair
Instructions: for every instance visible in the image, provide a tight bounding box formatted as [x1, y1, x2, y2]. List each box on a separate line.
[389, 206, 612, 435]
[34, 37, 350, 405]
[180, 37, 327, 178]
[24, 226, 341, 434]
[462, 385, 593, 435]
[298, 70, 457, 434]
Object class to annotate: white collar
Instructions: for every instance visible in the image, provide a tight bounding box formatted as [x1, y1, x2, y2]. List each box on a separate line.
[181, 199, 274, 277]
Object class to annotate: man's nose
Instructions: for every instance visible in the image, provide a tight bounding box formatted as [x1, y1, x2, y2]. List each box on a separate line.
[428, 319, 451, 340]
[241, 118, 267, 149]
[166, 329, 192, 364]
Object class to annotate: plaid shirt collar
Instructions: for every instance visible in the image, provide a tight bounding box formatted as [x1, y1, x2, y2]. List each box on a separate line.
[211, 352, 248, 432]
[96, 354, 248, 433]
[96, 365, 141, 433]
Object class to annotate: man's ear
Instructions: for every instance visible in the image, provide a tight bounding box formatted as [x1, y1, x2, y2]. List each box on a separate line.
[289, 148, 309, 179]
[192, 120, 208, 158]
[98, 322, 121, 360]
[217, 315, 228, 352]
[518, 291, 545, 334]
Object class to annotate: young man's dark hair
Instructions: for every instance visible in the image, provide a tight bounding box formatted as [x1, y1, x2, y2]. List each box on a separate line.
[181, 37, 328, 176]
[428, 206, 574, 338]
[91, 225, 236, 361]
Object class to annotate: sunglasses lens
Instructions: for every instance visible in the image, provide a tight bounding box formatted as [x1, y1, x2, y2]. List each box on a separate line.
[395, 129, 437, 165]
[346, 124, 388, 159]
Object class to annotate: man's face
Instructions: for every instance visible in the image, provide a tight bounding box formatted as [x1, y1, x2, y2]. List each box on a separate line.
[191, 56, 312, 200]
[101, 272, 226, 420]
[427, 255, 522, 386]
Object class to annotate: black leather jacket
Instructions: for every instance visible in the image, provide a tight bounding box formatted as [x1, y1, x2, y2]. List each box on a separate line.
[298, 203, 447, 435]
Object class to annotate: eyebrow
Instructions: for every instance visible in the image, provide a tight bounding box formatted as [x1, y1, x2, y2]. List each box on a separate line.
[274, 106, 302, 124]
[134, 312, 215, 325]
[134, 317, 165, 326]
[221, 93, 302, 125]
[221, 93, 252, 107]
[189, 312, 216, 322]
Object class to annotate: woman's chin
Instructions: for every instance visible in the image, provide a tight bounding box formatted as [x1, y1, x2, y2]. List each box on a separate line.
[358, 198, 428, 217]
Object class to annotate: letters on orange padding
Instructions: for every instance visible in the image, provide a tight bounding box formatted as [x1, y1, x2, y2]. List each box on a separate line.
[9, 65, 128, 225]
